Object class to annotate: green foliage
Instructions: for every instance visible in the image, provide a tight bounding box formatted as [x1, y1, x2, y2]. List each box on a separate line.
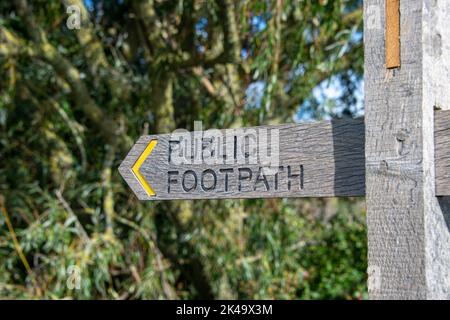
[185, 198, 367, 299]
[0, 0, 366, 299]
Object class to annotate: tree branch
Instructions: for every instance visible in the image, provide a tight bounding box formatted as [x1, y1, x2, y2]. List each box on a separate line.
[61, 0, 132, 100]
[0, 26, 36, 58]
[217, 0, 241, 63]
[62, 0, 108, 73]
[13, 0, 123, 145]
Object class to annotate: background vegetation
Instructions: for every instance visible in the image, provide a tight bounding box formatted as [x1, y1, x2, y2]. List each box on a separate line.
[0, 0, 366, 299]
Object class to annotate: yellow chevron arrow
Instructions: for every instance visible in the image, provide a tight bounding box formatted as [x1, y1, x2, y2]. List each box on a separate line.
[131, 140, 157, 196]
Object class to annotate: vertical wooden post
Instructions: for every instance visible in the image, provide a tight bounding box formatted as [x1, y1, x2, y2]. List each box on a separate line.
[365, 0, 450, 299]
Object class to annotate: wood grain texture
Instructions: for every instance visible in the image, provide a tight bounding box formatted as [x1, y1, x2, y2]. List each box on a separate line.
[119, 110, 450, 200]
[385, 0, 400, 68]
[365, 0, 450, 299]
[365, 0, 427, 299]
[435, 110, 450, 196]
[119, 118, 366, 200]
[414, 0, 450, 301]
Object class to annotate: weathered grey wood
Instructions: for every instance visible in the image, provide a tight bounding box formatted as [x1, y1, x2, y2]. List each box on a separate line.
[119, 118, 366, 200]
[119, 110, 450, 201]
[435, 110, 450, 196]
[365, 0, 450, 299]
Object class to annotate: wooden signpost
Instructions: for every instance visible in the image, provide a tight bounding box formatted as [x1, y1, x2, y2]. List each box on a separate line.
[119, 118, 365, 200]
[119, 0, 450, 299]
[120, 116, 450, 201]
[364, 0, 450, 300]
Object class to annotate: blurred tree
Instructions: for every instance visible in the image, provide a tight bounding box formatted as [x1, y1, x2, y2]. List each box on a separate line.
[0, 0, 365, 299]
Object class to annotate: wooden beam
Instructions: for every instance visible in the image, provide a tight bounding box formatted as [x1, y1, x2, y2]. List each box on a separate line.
[119, 118, 366, 200]
[364, 0, 450, 299]
[435, 110, 450, 196]
[119, 110, 450, 201]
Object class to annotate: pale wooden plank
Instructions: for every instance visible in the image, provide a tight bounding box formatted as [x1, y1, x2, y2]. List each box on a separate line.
[435, 110, 450, 196]
[119, 118, 366, 200]
[119, 110, 450, 201]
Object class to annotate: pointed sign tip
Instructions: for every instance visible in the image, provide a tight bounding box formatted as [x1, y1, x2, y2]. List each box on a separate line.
[131, 139, 158, 197]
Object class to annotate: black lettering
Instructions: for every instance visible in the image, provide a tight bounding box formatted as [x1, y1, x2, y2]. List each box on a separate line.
[287, 165, 303, 191]
[221, 136, 227, 160]
[254, 167, 269, 191]
[244, 134, 256, 161]
[167, 171, 179, 193]
[202, 137, 214, 161]
[244, 135, 250, 160]
[274, 166, 284, 190]
[234, 136, 237, 160]
[182, 170, 197, 192]
[238, 168, 252, 191]
[300, 164, 304, 189]
[201, 169, 217, 191]
[219, 168, 233, 191]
